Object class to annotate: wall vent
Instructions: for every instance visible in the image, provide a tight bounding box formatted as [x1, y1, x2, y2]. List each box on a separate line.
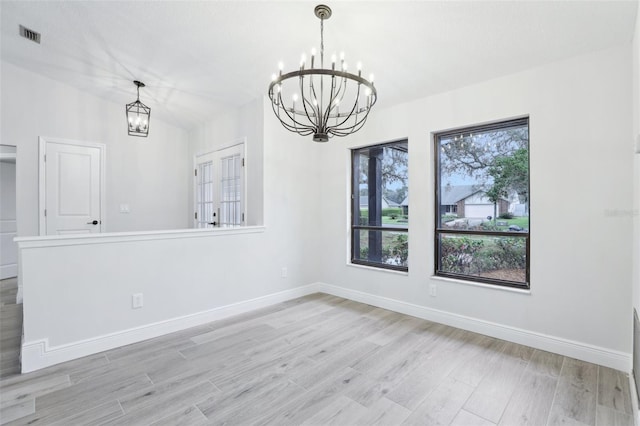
[19, 25, 41, 44]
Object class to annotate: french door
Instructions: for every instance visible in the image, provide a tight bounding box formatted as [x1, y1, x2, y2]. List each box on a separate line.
[194, 144, 244, 228]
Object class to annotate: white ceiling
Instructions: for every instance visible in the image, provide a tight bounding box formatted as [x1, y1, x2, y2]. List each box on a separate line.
[1, 1, 637, 132]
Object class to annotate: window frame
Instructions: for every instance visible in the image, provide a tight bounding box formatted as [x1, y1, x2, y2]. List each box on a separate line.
[433, 118, 530, 289]
[351, 140, 409, 272]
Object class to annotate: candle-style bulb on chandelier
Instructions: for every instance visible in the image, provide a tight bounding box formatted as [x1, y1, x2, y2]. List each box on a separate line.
[268, 4, 377, 142]
[126, 80, 151, 137]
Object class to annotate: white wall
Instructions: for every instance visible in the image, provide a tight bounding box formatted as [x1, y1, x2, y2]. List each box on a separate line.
[317, 45, 634, 365]
[18, 95, 324, 371]
[0, 61, 190, 236]
[632, 0, 640, 324]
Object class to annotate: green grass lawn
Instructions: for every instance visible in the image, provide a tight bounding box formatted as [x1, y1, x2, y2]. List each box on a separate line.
[382, 216, 408, 225]
[500, 217, 529, 229]
[439, 215, 529, 230]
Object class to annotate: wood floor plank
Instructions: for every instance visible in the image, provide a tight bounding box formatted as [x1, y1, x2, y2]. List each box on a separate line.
[448, 336, 508, 387]
[198, 373, 306, 424]
[215, 354, 315, 392]
[596, 404, 634, 426]
[463, 342, 532, 423]
[451, 409, 497, 426]
[0, 398, 35, 425]
[401, 376, 475, 426]
[300, 395, 368, 426]
[498, 370, 558, 426]
[149, 405, 208, 426]
[527, 349, 564, 378]
[48, 400, 124, 426]
[189, 322, 274, 346]
[364, 316, 425, 346]
[253, 367, 363, 425]
[351, 329, 426, 376]
[298, 318, 379, 363]
[0, 294, 634, 426]
[352, 396, 412, 426]
[290, 340, 380, 390]
[386, 329, 489, 410]
[22, 371, 152, 424]
[547, 357, 598, 426]
[597, 366, 633, 415]
[104, 381, 216, 425]
[0, 373, 70, 405]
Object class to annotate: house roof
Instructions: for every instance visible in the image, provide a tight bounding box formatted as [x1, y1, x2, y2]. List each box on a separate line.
[441, 185, 478, 205]
[441, 184, 512, 204]
[359, 196, 391, 209]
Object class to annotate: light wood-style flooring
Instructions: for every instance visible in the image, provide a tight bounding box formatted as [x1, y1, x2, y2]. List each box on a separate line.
[0, 292, 635, 425]
[0, 278, 21, 379]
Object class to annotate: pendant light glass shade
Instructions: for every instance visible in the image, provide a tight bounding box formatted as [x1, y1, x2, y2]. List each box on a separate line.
[126, 80, 151, 137]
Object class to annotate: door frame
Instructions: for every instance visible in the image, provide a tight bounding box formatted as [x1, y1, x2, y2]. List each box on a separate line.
[38, 136, 106, 236]
[193, 138, 246, 228]
[0, 144, 18, 279]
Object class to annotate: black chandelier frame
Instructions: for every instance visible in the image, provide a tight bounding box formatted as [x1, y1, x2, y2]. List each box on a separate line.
[268, 4, 377, 142]
[126, 80, 151, 137]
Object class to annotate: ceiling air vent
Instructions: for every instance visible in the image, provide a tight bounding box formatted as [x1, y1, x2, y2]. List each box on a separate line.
[19, 25, 41, 44]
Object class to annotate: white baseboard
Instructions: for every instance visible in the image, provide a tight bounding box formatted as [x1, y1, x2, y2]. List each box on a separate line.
[316, 282, 632, 372]
[22, 281, 632, 374]
[22, 283, 321, 373]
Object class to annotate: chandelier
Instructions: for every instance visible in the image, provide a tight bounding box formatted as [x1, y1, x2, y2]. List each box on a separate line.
[126, 80, 151, 137]
[268, 4, 377, 143]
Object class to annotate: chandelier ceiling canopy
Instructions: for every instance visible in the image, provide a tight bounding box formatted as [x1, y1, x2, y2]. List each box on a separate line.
[268, 4, 377, 143]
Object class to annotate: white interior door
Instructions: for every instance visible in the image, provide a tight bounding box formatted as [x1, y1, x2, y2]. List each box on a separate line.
[194, 143, 244, 228]
[0, 146, 17, 279]
[195, 152, 215, 228]
[40, 138, 104, 235]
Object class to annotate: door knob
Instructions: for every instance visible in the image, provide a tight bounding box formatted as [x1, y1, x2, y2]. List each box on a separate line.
[208, 222, 217, 226]
[87, 220, 99, 225]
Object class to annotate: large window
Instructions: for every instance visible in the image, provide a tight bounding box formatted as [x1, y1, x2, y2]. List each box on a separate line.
[352, 140, 408, 271]
[435, 118, 529, 288]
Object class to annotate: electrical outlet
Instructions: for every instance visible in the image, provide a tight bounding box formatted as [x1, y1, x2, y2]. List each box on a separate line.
[281, 267, 288, 278]
[429, 284, 437, 297]
[120, 204, 130, 213]
[132, 293, 143, 309]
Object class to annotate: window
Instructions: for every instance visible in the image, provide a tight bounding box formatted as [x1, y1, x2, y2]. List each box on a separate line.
[435, 118, 529, 288]
[352, 140, 408, 271]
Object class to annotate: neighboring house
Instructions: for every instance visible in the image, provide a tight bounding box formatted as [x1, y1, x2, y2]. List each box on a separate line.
[359, 195, 394, 210]
[440, 185, 511, 219]
[400, 195, 409, 216]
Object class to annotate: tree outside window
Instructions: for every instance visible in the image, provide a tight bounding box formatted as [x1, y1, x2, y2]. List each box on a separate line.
[435, 118, 530, 288]
[352, 140, 408, 271]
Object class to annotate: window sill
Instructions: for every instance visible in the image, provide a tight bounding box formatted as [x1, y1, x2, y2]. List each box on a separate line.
[347, 262, 409, 276]
[430, 275, 531, 295]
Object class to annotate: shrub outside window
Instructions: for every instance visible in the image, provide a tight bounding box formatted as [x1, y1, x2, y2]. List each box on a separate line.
[352, 140, 408, 271]
[435, 118, 529, 288]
